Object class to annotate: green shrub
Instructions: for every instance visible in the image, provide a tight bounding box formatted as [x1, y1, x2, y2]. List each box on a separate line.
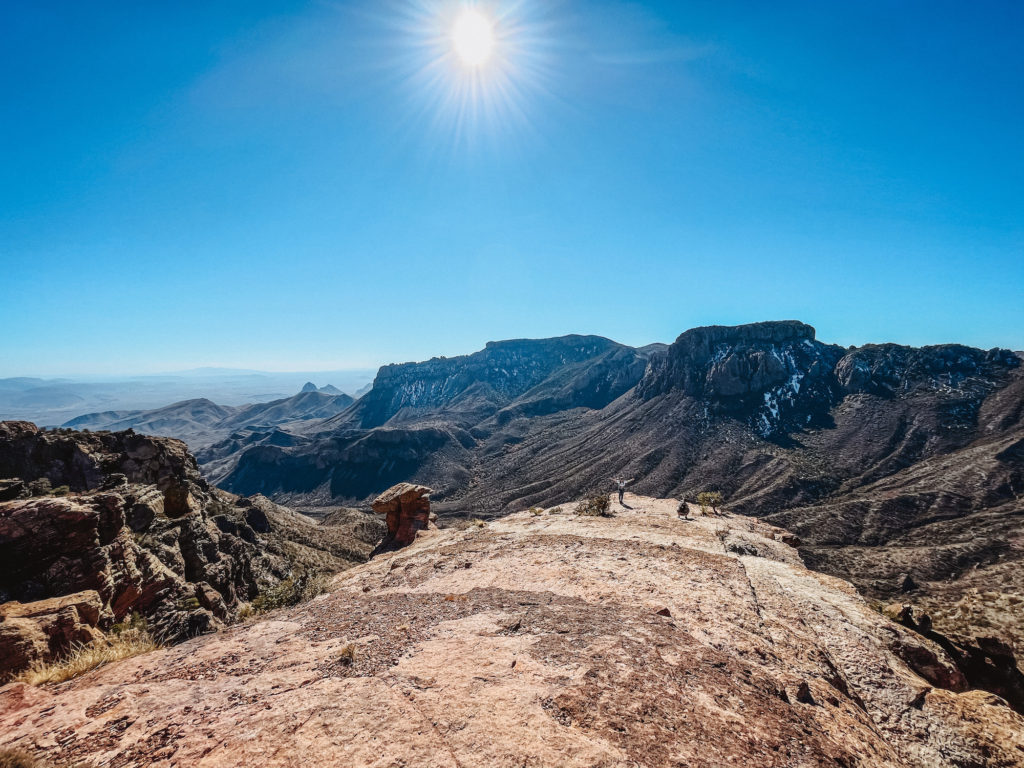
[250, 571, 331, 615]
[575, 494, 611, 517]
[27, 478, 51, 496]
[51, 485, 70, 497]
[697, 491, 723, 515]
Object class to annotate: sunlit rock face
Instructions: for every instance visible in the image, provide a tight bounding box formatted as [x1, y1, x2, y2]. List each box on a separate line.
[0, 423, 384, 677]
[350, 335, 647, 429]
[637, 321, 1020, 439]
[371, 482, 433, 550]
[1, 498, 1022, 766]
[637, 321, 843, 437]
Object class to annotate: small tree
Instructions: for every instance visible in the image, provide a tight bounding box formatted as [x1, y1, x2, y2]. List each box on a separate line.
[697, 491, 723, 515]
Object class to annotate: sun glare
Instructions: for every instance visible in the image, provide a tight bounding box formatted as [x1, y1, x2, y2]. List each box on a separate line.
[451, 10, 495, 67]
[389, 0, 552, 148]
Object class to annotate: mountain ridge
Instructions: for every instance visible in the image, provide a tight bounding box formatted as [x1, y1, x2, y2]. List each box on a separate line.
[198, 321, 1022, 657]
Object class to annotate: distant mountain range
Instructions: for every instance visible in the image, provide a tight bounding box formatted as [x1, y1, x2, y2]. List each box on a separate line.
[61, 387, 355, 449]
[0, 369, 374, 426]
[185, 321, 1023, 656]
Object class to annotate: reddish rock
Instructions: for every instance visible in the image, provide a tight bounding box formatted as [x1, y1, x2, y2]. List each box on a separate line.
[0, 591, 106, 679]
[1, 497, 1022, 767]
[372, 483, 433, 550]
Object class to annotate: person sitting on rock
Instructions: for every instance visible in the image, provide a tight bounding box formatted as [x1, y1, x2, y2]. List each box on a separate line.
[614, 477, 634, 505]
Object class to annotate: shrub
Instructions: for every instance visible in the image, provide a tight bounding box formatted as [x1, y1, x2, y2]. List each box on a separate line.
[470, 518, 487, 528]
[51, 485, 70, 497]
[677, 500, 690, 517]
[697, 491, 723, 515]
[528, 507, 544, 516]
[27, 478, 51, 497]
[575, 494, 612, 517]
[250, 571, 331, 615]
[549, 506, 563, 515]
[110, 611, 147, 636]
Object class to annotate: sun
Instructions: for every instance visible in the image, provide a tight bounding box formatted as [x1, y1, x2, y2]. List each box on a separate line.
[451, 9, 495, 67]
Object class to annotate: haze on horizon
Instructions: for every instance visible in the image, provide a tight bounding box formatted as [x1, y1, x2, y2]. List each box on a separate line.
[2, 0, 1022, 378]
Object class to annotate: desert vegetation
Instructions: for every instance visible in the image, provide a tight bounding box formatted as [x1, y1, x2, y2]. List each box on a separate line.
[697, 491, 723, 515]
[240, 571, 333, 618]
[575, 493, 612, 517]
[14, 613, 159, 687]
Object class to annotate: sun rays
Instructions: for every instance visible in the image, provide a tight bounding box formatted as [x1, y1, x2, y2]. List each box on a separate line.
[386, 0, 553, 150]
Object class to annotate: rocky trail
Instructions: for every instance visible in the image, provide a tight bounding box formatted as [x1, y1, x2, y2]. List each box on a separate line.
[2, 496, 1022, 767]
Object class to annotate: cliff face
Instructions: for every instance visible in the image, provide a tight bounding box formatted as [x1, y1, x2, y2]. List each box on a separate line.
[1, 497, 1021, 767]
[636, 321, 1019, 439]
[341, 335, 647, 429]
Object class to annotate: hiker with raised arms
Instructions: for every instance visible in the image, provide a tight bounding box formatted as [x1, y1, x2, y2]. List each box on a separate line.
[613, 477, 634, 505]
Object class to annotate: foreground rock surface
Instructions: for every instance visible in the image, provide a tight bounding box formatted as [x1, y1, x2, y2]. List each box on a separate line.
[1, 496, 1021, 767]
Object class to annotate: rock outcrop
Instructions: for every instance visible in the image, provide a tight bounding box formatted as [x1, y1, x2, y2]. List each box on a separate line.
[0, 423, 384, 679]
[332, 335, 650, 430]
[0, 592, 105, 677]
[1, 497, 1021, 766]
[371, 483, 433, 550]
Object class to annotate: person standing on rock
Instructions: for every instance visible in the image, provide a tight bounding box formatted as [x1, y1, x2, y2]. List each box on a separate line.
[614, 477, 634, 505]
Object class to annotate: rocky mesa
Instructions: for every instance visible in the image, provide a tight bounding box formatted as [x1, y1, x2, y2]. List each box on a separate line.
[1, 496, 1022, 767]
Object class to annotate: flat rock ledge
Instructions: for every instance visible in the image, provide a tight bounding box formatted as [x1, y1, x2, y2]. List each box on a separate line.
[1, 495, 1022, 767]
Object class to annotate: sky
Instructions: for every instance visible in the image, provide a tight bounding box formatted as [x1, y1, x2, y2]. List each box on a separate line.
[2, 0, 1022, 376]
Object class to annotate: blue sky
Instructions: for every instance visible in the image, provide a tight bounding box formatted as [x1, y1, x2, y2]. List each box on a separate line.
[2, 0, 1022, 375]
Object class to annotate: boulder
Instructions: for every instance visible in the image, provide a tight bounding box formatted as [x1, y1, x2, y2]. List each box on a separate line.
[372, 483, 434, 550]
[0, 590, 106, 680]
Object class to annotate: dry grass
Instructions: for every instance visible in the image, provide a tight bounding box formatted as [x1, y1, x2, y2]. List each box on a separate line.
[0, 747, 95, 768]
[337, 642, 358, 667]
[14, 629, 159, 687]
[0, 749, 40, 768]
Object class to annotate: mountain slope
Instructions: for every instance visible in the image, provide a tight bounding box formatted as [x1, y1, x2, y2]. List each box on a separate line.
[1, 497, 1020, 766]
[204, 322, 1023, 654]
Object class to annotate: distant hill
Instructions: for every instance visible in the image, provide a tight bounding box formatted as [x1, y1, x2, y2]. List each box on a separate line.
[0, 369, 374, 426]
[62, 390, 354, 448]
